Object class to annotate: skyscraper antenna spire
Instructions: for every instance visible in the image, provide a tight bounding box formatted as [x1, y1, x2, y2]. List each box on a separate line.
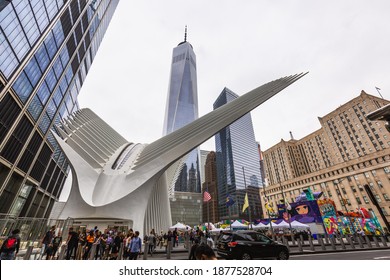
[184, 25, 187, 42]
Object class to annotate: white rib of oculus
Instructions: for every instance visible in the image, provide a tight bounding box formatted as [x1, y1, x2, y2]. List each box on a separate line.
[54, 72, 307, 236]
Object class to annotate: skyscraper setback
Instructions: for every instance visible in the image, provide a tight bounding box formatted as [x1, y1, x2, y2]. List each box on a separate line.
[0, 0, 119, 219]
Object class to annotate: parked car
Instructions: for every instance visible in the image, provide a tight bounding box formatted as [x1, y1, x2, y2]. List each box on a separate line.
[217, 230, 289, 260]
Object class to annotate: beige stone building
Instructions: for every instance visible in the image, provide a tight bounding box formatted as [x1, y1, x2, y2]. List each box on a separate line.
[261, 91, 390, 231]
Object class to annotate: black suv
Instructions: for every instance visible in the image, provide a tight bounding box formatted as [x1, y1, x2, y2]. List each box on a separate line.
[217, 230, 289, 260]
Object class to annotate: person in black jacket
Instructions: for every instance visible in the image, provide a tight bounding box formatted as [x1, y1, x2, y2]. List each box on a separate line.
[0, 229, 21, 260]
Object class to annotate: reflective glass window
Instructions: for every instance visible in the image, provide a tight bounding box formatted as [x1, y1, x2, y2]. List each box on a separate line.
[45, 68, 57, 92]
[31, 0, 49, 33]
[39, 112, 51, 134]
[0, 28, 18, 77]
[35, 44, 50, 72]
[14, 0, 40, 46]
[53, 57, 63, 79]
[52, 21, 65, 46]
[36, 82, 50, 106]
[45, 0, 58, 20]
[1, 7, 29, 60]
[24, 57, 42, 87]
[59, 47, 70, 66]
[53, 87, 62, 106]
[44, 31, 57, 59]
[46, 100, 56, 120]
[12, 71, 33, 103]
[28, 95, 43, 120]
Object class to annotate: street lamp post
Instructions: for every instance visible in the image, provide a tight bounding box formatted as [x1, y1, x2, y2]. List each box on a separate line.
[259, 161, 274, 239]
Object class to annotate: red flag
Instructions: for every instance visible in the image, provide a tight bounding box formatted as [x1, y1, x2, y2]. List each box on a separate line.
[203, 191, 211, 202]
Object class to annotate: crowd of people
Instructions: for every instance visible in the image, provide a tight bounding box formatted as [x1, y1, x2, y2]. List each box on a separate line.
[0, 225, 217, 260]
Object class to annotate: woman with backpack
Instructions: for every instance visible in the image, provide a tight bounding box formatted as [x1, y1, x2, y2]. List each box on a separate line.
[0, 229, 21, 260]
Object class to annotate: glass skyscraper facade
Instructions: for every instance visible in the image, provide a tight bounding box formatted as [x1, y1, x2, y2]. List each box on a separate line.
[0, 0, 119, 219]
[163, 35, 201, 195]
[214, 88, 264, 221]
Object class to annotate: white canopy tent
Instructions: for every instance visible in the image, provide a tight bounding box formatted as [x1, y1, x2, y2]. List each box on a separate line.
[230, 220, 249, 229]
[291, 220, 310, 229]
[169, 222, 191, 230]
[273, 221, 291, 228]
[252, 222, 268, 229]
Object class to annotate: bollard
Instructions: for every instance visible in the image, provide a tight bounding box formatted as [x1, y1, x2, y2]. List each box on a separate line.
[339, 236, 346, 250]
[297, 239, 303, 252]
[357, 236, 364, 249]
[380, 236, 388, 247]
[277, 236, 281, 243]
[58, 244, 67, 260]
[308, 235, 315, 251]
[282, 236, 287, 246]
[89, 244, 97, 260]
[300, 234, 304, 245]
[166, 240, 172, 259]
[23, 245, 34, 260]
[330, 236, 336, 250]
[346, 236, 355, 249]
[291, 235, 296, 246]
[318, 236, 326, 251]
[364, 236, 372, 248]
[143, 242, 148, 260]
[118, 242, 124, 260]
[373, 236, 380, 248]
[324, 234, 330, 245]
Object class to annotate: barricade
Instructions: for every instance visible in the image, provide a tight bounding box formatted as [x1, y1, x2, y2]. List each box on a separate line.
[308, 235, 315, 251]
[373, 236, 381, 248]
[330, 236, 336, 250]
[357, 235, 364, 249]
[380, 236, 388, 247]
[346, 236, 355, 249]
[297, 239, 303, 252]
[318, 235, 326, 251]
[364, 236, 372, 248]
[339, 236, 346, 250]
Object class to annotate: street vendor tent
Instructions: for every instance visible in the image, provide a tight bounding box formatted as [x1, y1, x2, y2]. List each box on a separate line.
[169, 222, 191, 230]
[291, 220, 310, 229]
[274, 220, 290, 228]
[252, 222, 268, 229]
[231, 220, 249, 229]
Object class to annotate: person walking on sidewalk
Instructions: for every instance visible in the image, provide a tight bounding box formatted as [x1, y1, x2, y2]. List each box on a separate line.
[0, 229, 21, 260]
[128, 231, 142, 260]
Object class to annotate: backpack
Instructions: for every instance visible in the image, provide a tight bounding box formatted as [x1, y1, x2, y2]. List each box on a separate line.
[4, 237, 17, 250]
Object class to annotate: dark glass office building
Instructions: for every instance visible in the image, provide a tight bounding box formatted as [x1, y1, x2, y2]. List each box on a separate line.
[214, 88, 264, 221]
[0, 0, 119, 219]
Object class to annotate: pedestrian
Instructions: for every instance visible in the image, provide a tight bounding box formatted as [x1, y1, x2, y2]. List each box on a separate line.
[50, 232, 62, 260]
[40, 225, 55, 259]
[82, 230, 95, 259]
[65, 227, 79, 260]
[128, 231, 142, 260]
[0, 229, 21, 260]
[147, 230, 156, 256]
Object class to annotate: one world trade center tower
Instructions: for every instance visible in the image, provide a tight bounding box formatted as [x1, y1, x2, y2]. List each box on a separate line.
[163, 28, 201, 224]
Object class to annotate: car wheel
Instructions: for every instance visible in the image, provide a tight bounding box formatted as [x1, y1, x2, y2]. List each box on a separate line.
[276, 250, 289, 260]
[241, 252, 252, 260]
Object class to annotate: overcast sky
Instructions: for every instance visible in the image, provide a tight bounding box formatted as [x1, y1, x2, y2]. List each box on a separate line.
[78, 0, 390, 152]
